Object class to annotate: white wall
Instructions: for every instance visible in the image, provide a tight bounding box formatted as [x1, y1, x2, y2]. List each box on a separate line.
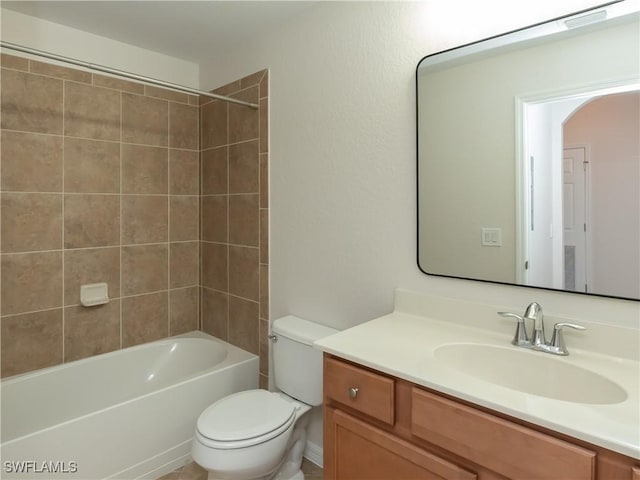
[200, 0, 639, 331]
[0, 8, 199, 85]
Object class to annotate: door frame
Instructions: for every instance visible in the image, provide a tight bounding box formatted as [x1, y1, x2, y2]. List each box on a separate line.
[514, 77, 638, 286]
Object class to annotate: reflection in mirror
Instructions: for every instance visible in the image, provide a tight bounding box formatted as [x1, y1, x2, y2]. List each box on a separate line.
[417, 1, 639, 300]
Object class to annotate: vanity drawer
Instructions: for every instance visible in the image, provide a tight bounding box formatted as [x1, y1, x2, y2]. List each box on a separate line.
[411, 388, 595, 479]
[324, 356, 395, 425]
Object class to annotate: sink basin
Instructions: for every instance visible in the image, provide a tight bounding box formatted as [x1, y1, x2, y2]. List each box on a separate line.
[434, 343, 627, 405]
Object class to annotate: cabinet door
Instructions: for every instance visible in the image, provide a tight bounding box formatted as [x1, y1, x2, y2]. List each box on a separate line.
[325, 407, 476, 480]
[412, 388, 595, 480]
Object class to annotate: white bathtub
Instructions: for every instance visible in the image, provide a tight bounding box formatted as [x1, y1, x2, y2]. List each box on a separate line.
[0, 331, 258, 479]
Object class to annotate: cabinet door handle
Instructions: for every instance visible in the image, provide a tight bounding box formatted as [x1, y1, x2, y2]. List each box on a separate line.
[349, 387, 359, 399]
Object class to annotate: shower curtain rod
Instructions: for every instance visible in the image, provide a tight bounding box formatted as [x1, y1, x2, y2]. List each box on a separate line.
[0, 41, 259, 109]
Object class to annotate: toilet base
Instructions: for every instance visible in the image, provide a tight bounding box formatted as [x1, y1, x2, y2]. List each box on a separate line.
[197, 404, 312, 480]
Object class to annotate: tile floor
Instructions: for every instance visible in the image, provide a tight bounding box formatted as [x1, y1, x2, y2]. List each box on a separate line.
[158, 458, 323, 480]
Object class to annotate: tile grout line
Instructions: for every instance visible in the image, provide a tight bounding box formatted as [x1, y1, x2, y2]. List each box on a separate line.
[0, 128, 199, 152]
[119, 90, 124, 350]
[61, 76, 66, 364]
[167, 101, 172, 337]
[226, 99, 231, 340]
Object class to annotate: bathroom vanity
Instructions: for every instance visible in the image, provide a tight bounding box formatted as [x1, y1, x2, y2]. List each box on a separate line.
[315, 290, 640, 479]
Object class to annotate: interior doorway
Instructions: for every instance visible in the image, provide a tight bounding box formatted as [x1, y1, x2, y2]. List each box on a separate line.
[516, 82, 639, 296]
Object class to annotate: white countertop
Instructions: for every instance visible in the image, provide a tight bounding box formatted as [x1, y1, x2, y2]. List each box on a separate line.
[314, 290, 640, 459]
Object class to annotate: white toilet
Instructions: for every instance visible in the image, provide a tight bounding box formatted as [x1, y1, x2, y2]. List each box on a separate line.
[192, 315, 338, 480]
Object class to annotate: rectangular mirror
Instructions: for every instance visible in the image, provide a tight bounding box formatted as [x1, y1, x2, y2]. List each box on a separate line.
[417, 1, 639, 300]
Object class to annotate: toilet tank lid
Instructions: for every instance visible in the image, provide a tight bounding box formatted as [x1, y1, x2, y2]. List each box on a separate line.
[272, 315, 338, 346]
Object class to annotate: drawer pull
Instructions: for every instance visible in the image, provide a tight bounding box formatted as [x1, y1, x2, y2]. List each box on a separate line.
[349, 387, 359, 399]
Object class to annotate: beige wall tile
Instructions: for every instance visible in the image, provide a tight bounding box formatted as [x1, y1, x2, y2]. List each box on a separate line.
[201, 196, 227, 243]
[1, 309, 62, 377]
[260, 153, 269, 208]
[260, 264, 269, 321]
[1, 68, 63, 134]
[64, 138, 120, 193]
[188, 95, 199, 106]
[169, 102, 198, 150]
[1, 252, 62, 315]
[64, 247, 120, 305]
[122, 195, 168, 244]
[170, 241, 199, 288]
[259, 318, 269, 375]
[201, 242, 227, 291]
[1, 193, 62, 253]
[259, 70, 269, 98]
[229, 194, 259, 247]
[260, 209, 269, 264]
[122, 244, 168, 296]
[64, 194, 120, 248]
[1, 54, 29, 71]
[30, 60, 92, 83]
[229, 87, 259, 144]
[201, 100, 227, 149]
[145, 85, 189, 104]
[259, 374, 268, 390]
[240, 71, 266, 90]
[64, 301, 120, 362]
[170, 196, 198, 241]
[228, 246, 259, 301]
[170, 287, 199, 335]
[212, 81, 241, 97]
[228, 296, 259, 354]
[260, 98, 269, 154]
[122, 292, 168, 347]
[122, 93, 168, 146]
[202, 147, 227, 195]
[229, 140, 259, 194]
[1, 131, 63, 192]
[64, 81, 120, 141]
[92, 74, 145, 94]
[122, 144, 168, 194]
[201, 288, 228, 340]
[170, 149, 199, 195]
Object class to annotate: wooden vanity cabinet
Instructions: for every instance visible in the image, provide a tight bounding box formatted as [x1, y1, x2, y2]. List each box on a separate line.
[323, 354, 640, 480]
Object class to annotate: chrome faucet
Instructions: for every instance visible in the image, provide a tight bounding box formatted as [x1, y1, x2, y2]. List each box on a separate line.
[498, 302, 585, 356]
[524, 302, 546, 347]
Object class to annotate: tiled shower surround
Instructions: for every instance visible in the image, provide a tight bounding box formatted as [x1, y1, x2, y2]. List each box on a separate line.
[200, 71, 270, 389]
[0, 53, 269, 384]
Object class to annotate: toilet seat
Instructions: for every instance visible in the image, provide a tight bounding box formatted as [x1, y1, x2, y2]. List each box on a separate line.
[196, 389, 297, 450]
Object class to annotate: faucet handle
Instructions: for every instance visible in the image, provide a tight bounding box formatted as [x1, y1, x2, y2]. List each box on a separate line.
[498, 312, 529, 346]
[549, 322, 586, 355]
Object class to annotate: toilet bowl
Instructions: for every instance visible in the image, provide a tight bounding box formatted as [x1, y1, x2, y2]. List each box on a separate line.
[192, 316, 338, 480]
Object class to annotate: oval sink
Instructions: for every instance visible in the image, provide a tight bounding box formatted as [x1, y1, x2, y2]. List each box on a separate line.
[434, 343, 627, 405]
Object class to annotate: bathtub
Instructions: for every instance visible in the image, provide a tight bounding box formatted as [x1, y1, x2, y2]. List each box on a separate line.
[0, 331, 258, 479]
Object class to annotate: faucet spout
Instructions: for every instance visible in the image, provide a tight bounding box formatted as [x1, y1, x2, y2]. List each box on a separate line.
[524, 302, 545, 346]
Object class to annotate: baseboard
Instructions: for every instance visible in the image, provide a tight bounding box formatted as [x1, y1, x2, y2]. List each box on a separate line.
[303, 440, 323, 468]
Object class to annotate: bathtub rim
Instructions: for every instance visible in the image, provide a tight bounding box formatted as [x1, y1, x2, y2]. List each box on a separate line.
[1, 330, 249, 384]
[1, 331, 258, 446]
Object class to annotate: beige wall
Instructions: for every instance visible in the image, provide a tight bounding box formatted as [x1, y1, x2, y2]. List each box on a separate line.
[564, 92, 640, 299]
[0, 8, 199, 86]
[0, 54, 200, 377]
[199, 71, 270, 388]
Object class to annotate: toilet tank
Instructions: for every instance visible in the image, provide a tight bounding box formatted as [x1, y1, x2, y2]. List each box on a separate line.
[271, 316, 338, 406]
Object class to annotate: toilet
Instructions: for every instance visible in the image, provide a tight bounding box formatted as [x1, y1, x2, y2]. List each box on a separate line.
[192, 315, 338, 480]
